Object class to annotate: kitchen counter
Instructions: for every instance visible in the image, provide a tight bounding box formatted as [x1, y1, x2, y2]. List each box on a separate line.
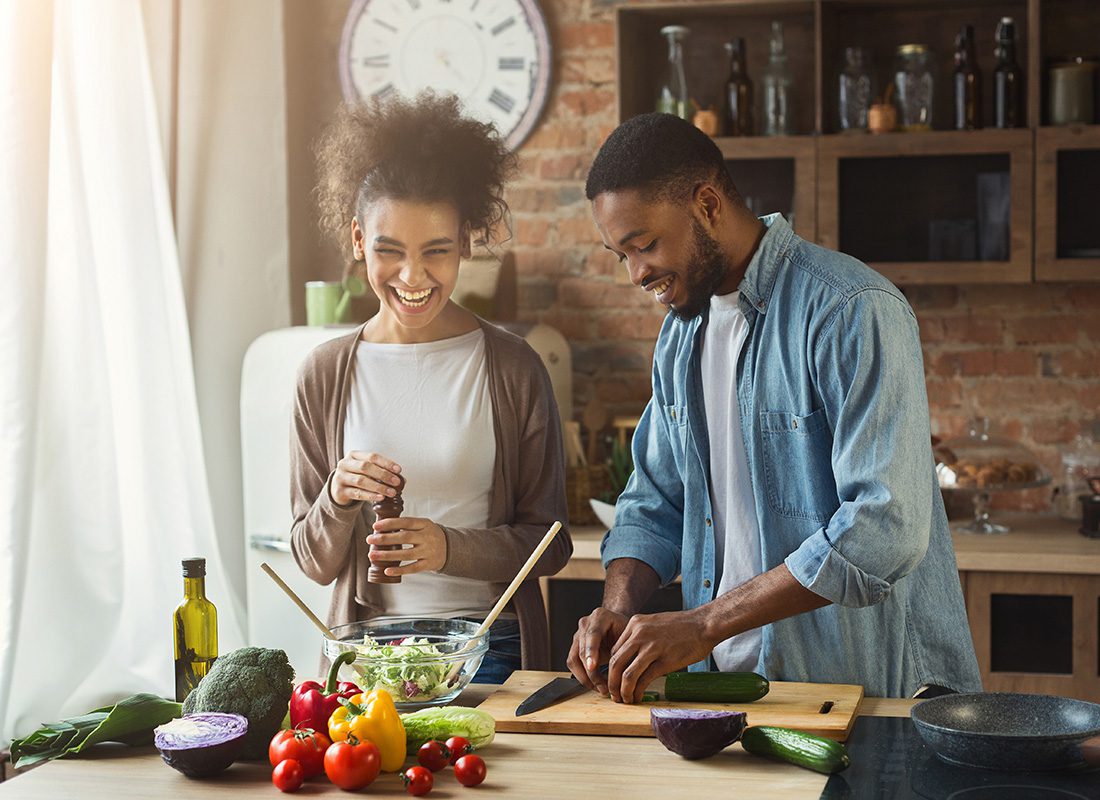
[550, 513, 1100, 581]
[0, 690, 912, 798]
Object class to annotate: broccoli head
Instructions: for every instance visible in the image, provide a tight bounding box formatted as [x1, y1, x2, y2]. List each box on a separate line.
[182, 646, 294, 759]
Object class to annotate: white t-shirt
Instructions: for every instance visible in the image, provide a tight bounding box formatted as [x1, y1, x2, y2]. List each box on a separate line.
[701, 292, 763, 672]
[343, 329, 499, 618]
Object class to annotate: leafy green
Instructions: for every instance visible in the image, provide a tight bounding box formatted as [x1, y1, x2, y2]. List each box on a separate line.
[182, 646, 294, 759]
[600, 437, 635, 503]
[399, 706, 496, 749]
[9, 693, 183, 769]
[352, 637, 451, 702]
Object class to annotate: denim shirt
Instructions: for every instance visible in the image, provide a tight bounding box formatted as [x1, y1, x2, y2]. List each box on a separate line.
[603, 215, 982, 698]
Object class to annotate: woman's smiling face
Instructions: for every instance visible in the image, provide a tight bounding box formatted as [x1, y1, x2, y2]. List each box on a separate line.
[352, 198, 469, 338]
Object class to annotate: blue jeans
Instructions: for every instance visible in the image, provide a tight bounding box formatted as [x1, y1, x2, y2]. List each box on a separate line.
[463, 618, 521, 685]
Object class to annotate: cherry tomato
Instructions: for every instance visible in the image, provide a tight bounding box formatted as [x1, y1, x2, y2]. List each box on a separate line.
[403, 765, 434, 796]
[323, 739, 381, 791]
[454, 754, 487, 787]
[445, 735, 473, 765]
[269, 728, 331, 778]
[272, 759, 304, 793]
[417, 740, 451, 772]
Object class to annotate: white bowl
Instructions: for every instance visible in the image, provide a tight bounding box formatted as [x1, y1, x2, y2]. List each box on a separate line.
[589, 498, 617, 529]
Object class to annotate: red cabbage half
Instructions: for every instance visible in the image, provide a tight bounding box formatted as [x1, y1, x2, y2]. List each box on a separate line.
[154, 712, 249, 778]
[650, 707, 748, 759]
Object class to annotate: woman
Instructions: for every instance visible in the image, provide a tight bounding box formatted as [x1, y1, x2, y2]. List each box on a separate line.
[290, 93, 571, 682]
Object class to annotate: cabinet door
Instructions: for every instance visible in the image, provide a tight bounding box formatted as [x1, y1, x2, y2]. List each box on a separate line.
[1035, 126, 1100, 281]
[818, 130, 1033, 284]
[965, 571, 1100, 701]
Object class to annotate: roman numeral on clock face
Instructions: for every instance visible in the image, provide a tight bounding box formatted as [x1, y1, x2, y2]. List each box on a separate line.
[491, 17, 515, 36]
[374, 83, 395, 99]
[489, 88, 516, 113]
[498, 57, 524, 70]
[362, 54, 390, 68]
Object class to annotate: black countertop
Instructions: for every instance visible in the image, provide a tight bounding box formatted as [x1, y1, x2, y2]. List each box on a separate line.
[823, 715, 1100, 800]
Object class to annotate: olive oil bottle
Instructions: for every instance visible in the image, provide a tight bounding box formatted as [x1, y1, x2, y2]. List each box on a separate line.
[173, 557, 218, 701]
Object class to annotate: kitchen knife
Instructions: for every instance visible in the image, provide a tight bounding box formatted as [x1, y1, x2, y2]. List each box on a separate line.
[515, 665, 609, 717]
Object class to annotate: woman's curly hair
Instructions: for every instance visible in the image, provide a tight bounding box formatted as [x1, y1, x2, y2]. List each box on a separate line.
[314, 92, 516, 262]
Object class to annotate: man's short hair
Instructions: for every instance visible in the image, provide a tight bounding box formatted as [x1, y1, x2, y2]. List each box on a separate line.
[585, 112, 740, 203]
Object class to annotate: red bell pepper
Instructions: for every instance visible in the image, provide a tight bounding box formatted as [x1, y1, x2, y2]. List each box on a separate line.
[290, 651, 360, 733]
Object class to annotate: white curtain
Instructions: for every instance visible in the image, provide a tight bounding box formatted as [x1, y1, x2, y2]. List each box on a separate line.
[0, 0, 244, 742]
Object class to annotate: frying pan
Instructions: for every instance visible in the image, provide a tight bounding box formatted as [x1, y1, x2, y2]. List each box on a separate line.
[911, 692, 1100, 771]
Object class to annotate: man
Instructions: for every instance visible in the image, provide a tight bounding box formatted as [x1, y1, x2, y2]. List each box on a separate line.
[567, 113, 981, 702]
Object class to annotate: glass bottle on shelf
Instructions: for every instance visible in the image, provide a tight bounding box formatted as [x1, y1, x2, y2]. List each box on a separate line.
[994, 16, 1023, 128]
[723, 38, 753, 136]
[894, 43, 934, 131]
[174, 557, 218, 701]
[760, 20, 794, 136]
[953, 25, 982, 130]
[838, 46, 872, 133]
[656, 25, 691, 121]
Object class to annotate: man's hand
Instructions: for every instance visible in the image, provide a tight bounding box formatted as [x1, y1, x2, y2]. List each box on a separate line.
[566, 608, 628, 695]
[606, 607, 716, 704]
[367, 516, 447, 575]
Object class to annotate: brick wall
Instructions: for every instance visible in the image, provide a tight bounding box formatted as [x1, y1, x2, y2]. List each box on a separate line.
[508, 2, 1100, 512]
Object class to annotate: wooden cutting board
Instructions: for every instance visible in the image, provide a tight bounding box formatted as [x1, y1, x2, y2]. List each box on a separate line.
[479, 671, 864, 741]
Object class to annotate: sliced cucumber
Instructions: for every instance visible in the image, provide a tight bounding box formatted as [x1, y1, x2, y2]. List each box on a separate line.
[740, 725, 851, 774]
[663, 671, 770, 703]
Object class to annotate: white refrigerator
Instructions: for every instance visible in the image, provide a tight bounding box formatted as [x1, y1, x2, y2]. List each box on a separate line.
[240, 325, 350, 677]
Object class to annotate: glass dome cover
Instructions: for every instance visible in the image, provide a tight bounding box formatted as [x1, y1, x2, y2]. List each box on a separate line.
[935, 418, 1050, 491]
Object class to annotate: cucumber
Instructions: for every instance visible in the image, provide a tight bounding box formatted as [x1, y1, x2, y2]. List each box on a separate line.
[740, 725, 851, 774]
[663, 671, 769, 703]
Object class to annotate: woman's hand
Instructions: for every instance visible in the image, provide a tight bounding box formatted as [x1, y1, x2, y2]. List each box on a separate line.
[367, 517, 447, 576]
[330, 451, 402, 506]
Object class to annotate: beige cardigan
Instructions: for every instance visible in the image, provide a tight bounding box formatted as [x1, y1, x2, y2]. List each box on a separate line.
[289, 318, 572, 669]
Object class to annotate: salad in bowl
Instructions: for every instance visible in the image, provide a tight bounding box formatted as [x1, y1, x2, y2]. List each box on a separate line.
[323, 617, 489, 708]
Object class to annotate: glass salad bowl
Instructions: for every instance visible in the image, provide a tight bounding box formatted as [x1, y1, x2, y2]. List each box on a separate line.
[935, 418, 1051, 534]
[323, 617, 489, 709]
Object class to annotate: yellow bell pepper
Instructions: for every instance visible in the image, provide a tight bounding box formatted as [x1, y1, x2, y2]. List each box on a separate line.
[328, 689, 406, 772]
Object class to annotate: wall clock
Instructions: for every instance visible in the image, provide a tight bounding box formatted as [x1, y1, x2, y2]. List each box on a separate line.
[339, 0, 553, 150]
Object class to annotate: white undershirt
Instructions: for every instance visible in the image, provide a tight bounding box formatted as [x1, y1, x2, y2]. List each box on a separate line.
[343, 329, 498, 618]
[701, 292, 763, 672]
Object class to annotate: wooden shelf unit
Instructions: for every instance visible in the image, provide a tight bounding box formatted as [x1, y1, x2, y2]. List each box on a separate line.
[1035, 125, 1100, 280]
[613, 0, 1100, 283]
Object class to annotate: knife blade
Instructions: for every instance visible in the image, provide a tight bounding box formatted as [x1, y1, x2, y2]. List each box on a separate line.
[515, 665, 609, 717]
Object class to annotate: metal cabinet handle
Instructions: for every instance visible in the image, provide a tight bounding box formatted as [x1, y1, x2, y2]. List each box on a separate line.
[249, 535, 291, 553]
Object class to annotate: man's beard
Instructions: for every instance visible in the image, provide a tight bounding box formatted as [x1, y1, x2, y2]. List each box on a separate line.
[670, 219, 732, 321]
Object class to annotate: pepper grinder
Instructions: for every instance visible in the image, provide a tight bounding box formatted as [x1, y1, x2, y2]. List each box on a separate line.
[368, 475, 405, 584]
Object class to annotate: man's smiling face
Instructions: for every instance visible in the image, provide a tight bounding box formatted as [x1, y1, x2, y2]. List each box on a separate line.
[592, 188, 732, 321]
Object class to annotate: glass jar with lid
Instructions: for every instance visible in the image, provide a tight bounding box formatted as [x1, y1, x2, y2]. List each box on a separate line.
[894, 43, 934, 131]
[934, 418, 1051, 534]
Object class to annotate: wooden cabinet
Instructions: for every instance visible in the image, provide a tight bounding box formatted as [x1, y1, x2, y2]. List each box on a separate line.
[818, 129, 1033, 284]
[1035, 126, 1100, 280]
[614, 0, 1100, 283]
[964, 571, 1100, 701]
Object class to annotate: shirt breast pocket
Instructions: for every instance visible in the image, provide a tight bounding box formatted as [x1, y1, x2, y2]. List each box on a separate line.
[760, 407, 835, 521]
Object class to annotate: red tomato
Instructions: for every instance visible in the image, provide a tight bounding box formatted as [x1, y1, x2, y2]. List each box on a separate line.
[269, 728, 331, 778]
[445, 735, 473, 765]
[323, 739, 381, 791]
[454, 754, 486, 787]
[417, 740, 451, 772]
[272, 759, 304, 793]
[403, 765, 434, 796]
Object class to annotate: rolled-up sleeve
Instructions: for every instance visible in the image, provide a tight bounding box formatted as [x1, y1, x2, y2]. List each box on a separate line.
[786, 289, 933, 607]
